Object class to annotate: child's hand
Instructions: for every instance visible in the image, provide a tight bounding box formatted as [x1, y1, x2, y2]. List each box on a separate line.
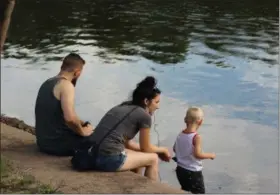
[210, 153, 216, 160]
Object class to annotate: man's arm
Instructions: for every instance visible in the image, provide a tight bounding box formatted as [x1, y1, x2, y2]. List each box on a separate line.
[80, 120, 95, 131]
[60, 81, 90, 136]
[80, 119, 85, 125]
[193, 134, 215, 160]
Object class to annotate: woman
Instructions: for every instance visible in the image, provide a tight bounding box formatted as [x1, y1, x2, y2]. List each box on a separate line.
[75, 76, 171, 181]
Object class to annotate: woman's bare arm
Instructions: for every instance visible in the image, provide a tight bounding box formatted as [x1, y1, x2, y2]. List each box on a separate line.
[125, 139, 141, 151]
[139, 128, 166, 153]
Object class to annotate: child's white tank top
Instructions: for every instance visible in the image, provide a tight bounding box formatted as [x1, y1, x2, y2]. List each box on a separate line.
[174, 132, 203, 172]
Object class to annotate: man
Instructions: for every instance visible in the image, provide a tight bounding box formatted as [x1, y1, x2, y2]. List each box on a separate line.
[35, 53, 94, 156]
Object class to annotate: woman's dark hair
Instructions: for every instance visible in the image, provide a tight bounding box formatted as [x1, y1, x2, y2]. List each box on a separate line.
[131, 76, 161, 108]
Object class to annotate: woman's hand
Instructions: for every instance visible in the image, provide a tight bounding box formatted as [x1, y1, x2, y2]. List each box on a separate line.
[158, 148, 172, 162]
[139, 128, 172, 161]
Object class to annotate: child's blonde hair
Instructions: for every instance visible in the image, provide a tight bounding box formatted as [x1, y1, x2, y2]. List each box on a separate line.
[185, 107, 204, 124]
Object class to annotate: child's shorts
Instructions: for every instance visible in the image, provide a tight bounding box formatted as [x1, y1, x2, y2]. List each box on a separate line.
[176, 166, 205, 194]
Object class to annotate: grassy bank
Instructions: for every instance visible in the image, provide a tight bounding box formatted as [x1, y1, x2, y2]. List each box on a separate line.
[0, 157, 61, 194]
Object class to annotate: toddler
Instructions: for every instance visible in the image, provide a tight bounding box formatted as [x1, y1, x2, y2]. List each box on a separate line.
[173, 107, 215, 194]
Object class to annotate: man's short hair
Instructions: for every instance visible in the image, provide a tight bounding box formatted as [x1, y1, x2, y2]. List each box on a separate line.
[61, 53, 85, 72]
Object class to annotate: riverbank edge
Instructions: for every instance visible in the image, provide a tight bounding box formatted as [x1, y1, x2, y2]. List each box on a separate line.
[1, 114, 35, 135]
[0, 114, 186, 194]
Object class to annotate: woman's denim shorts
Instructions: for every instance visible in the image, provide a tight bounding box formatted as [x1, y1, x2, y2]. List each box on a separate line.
[95, 151, 127, 172]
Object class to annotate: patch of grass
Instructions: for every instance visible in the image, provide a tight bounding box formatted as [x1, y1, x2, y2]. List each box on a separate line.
[0, 157, 62, 194]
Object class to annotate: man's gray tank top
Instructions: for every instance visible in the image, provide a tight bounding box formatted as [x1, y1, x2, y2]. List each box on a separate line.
[91, 102, 152, 155]
[35, 77, 80, 154]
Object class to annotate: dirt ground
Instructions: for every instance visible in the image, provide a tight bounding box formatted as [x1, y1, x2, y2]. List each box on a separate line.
[0, 121, 186, 194]
[1, 157, 61, 194]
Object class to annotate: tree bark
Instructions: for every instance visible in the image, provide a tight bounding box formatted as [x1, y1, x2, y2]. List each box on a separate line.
[0, 0, 15, 52]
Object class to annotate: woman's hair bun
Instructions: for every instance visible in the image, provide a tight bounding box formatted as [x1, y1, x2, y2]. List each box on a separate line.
[137, 76, 157, 89]
[131, 76, 161, 107]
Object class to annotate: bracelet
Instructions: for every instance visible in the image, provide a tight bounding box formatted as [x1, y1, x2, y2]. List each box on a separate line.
[82, 121, 90, 127]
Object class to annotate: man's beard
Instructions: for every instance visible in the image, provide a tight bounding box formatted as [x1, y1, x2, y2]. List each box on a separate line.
[71, 77, 78, 87]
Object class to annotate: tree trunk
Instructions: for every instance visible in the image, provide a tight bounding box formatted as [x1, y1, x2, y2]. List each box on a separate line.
[0, 0, 15, 52]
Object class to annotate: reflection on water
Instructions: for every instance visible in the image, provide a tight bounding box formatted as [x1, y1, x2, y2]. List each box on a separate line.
[3, 0, 279, 66]
[1, 0, 279, 193]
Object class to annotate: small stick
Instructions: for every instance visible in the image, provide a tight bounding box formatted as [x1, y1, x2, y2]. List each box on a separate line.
[0, 0, 15, 52]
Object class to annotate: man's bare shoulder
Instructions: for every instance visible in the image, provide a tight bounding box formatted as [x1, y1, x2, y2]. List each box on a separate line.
[59, 79, 74, 93]
[58, 79, 73, 87]
[53, 79, 74, 100]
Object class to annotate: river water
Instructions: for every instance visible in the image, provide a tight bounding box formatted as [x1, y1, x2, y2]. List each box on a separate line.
[1, 0, 279, 193]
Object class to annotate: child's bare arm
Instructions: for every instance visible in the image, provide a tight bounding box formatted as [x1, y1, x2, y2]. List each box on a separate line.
[193, 134, 215, 160]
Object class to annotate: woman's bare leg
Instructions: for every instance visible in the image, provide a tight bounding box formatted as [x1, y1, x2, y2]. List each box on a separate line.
[124, 145, 145, 175]
[131, 167, 144, 175]
[117, 149, 159, 181]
